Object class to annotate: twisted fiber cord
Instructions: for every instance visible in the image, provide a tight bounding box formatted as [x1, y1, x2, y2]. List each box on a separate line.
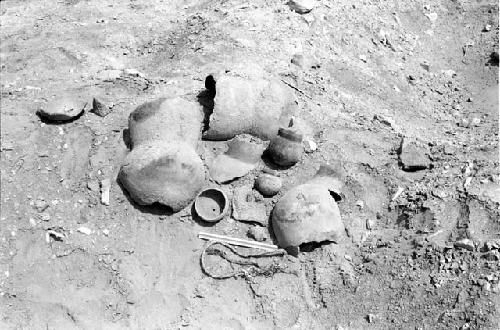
[200, 241, 288, 279]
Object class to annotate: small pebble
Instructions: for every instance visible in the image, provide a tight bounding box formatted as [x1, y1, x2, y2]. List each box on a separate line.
[366, 219, 376, 230]
[470, 117, 481, 126]
[34, 199, 48, 212]
[425, 12, 438, 22]
[247, 226, 267, 242]
[287, 0, 316, 14]
[483, 24, 492, 32]
[77, 226, 92, 235]
[303, 139, 317, 153]
[91, 98, 113, 117]
[39, 213, 51, 222]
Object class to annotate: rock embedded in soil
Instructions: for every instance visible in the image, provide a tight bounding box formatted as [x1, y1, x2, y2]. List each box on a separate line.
[398, 137, 430, 171]
[490, 51, 499, 65]
[247, 226, 268, 242]
[287, 0, 316, 14]
[118, 140, 205, 212]
[37, 97, 86, 121]
[232, 186, 268, 226]
[34, 199, 48, 212]
[91, 98, 113, 117]
[255, 173, 282, 196]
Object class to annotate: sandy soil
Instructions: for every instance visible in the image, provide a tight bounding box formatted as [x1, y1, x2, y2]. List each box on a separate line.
[0, 0, 499, 329]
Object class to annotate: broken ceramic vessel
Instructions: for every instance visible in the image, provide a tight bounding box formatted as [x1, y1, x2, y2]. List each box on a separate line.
[307, 163, 344, 201]
[194, 188, 229, 222]
[202, 74, 297, 141]
[118, 140, 205, 212]
[266, 128, 303, 167]
[37, 97, 86, 121]
[128, 97, 203, 149]
[272, 182, 345, 249]
[208, 135, 265, 183]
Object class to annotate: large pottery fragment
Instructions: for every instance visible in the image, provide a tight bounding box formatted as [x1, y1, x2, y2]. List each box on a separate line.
[119, 141, 205, 212]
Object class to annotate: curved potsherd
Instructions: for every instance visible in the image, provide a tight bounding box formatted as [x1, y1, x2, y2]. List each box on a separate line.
[194, 188, 229, 222]
[202, 75, 297, 141]
[307, 163, 345, 201]
[128, 97, 203, 149]
[208, 135, 265, 183]
[37, 97, 86, 121]
[272, 183, 345, 248]
[118, 140, 205, 212]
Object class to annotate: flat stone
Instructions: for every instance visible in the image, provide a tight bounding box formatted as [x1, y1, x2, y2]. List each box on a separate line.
[34, 199, 49, 212]
[399, 137, 430, 171]
[373, 114, 396, 128]
[232, 186, 268, 226]
[97, 69, 122, 81]
[37, 97, 86, 121]
[92, 98, 113, 117]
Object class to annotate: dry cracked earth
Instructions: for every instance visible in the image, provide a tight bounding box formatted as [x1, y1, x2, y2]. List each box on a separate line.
[0, 0, 499, 329]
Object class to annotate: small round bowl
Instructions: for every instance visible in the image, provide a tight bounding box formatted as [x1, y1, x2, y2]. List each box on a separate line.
[194, 188, 229, 222]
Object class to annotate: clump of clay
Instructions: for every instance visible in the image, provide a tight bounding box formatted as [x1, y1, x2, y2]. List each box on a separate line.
[272, 182, 345, 249]
[208, 135, 265, 183]
[128, 97, 203, 149]
[118, 140, 205, 212]
[202, 73, 297, 141]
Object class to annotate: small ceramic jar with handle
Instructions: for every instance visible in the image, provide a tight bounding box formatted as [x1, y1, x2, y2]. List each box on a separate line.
[267, 127, 303, 167]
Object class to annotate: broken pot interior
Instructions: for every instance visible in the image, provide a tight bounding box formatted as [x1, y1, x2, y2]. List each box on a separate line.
[118, 140, 205, 212]
[202, 74, 297, 141]
[194, 188, 229, 222]
[272, 183, 345, 249]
